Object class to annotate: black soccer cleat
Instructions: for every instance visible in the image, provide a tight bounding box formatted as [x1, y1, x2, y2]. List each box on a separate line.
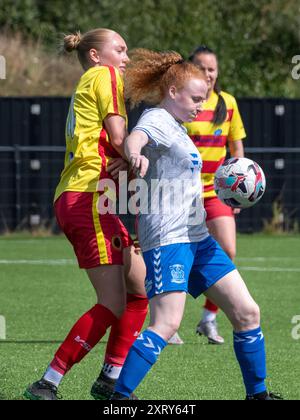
[90, 371, 116, 400]
[24, 379, 60, 400]
[110, 391, 137, 400]
[91, 371, 139, 400]
[246, 391, 283, 400]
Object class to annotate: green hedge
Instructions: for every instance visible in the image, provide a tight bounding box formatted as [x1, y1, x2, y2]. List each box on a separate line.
[1, 0, 299, 97]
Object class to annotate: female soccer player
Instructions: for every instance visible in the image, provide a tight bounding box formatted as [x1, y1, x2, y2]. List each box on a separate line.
[185, 46, 246, 344]
[111, 49, 279, 400]
[24, 29, 148, 400]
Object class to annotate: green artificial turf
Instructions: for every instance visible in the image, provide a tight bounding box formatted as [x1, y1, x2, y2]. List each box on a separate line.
[0, 234, 299, 400]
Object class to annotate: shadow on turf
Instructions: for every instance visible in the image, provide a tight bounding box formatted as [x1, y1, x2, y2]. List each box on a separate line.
[0, 392, 8, 400]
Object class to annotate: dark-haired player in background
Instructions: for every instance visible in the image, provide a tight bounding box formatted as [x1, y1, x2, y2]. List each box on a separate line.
[185, 46, 246, 344]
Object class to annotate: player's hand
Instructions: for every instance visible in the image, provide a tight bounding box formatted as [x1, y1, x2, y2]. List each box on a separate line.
[129, 153, 149, 178]
[107, 158, 129, 179]
[233, 208, 241, 215]
[133, 239, 142, 255]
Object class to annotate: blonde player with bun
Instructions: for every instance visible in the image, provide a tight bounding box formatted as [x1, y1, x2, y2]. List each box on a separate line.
[24, 29, 148, 401]
[110, 49, 280, 401]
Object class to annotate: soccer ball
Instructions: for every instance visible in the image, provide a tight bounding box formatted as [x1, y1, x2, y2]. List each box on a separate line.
[214, 157, 266, 209]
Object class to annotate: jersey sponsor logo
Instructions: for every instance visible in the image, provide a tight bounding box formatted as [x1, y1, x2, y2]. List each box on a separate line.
[170, 264, 185, 284]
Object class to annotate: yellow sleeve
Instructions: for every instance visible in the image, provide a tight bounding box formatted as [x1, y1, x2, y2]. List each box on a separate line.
[228, 96, 246, 142]
[93, 66, 127, 121]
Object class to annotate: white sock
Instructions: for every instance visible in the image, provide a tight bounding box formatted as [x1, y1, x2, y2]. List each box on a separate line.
[43, 366, 64, 388]
[102, 363, 122, 380]
[202, 309, 217, 323]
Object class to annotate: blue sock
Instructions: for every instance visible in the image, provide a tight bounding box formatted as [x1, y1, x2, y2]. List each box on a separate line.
[115, 330, 167, 397]
[233, 327, 267, 395]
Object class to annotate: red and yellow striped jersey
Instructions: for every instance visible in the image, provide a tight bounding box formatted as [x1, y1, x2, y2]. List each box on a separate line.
[54, 65, 126, 202]
[184, 90, 246, 198]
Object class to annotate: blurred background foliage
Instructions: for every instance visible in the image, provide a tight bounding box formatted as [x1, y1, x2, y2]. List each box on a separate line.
[0, 0, 300, 96]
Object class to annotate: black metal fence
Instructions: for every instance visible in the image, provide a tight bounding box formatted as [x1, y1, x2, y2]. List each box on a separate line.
[0, 97, 299, 233]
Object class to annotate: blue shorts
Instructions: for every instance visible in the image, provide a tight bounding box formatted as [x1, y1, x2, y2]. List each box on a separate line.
[143, 236, 236, 300]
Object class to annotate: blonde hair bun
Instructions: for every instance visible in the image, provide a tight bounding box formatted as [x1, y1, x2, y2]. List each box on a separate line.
[63, 32, 82, 53]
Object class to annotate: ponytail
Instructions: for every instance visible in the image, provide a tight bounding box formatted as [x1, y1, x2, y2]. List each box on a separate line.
[213, 80, 227, 125]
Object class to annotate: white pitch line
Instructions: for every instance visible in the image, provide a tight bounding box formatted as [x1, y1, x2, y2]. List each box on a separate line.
[0, 260, 300, 273]
[236, 257, 299, 262]
[0, 240, 57, 244]
[0, 259, 76, 266]
[239, 266, 300, 273]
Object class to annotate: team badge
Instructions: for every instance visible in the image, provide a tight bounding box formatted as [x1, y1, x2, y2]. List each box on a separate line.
[169, 264, 185, 284]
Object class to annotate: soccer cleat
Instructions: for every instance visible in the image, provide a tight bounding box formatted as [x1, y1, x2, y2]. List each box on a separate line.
[91, 372, 116, 400]
[24, 379, 59, 400]
[91, 372, 138, 400]
[246, 392, 283, 400]
[196, 320, 225, 345]
[168, 332, 184, 345]
[110, 391, 138, 400]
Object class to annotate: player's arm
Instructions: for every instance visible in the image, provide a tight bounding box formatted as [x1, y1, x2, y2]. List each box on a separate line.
[103, 114, 129, 178]
[124, 130, 149, 178]
[104, 114, 128, 158]
[228, 139, 244, 158]
[95, 67, 129, 177]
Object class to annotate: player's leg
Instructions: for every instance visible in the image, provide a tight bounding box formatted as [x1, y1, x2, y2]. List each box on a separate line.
[24, 265, 126, 401]
[189, 235, 277, 400]
[92, 246, 148, 400]
[197, 196, 235, 344]
[24, 192, 127, 400]
[204, 270, 273, 400]
[112, 291, 186, 399]
[111, 242, 194, 399]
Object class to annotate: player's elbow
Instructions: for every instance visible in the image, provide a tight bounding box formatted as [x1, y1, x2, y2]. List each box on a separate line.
[110, 136, 124, 149]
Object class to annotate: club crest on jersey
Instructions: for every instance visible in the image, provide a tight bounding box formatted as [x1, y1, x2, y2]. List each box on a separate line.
[170, 264, 185, 284]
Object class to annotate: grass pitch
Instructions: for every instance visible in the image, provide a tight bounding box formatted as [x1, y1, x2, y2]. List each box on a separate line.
[0, 234, 300, 400]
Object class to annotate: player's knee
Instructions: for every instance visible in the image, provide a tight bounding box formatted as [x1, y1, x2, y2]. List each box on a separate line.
[98, 299, 126, 319]
[150, 319, 181, 341]
[232, 303, 260, 331]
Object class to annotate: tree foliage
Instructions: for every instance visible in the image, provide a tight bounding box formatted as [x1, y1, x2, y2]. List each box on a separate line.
[1, 0, 299, 96]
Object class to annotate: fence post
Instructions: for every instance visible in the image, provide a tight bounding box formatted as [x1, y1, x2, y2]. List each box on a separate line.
[14, 145, 22, 228]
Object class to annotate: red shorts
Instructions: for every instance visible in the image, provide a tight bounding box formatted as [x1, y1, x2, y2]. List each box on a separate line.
[55, 192, 133, 269]
[204, 196, 234, 222]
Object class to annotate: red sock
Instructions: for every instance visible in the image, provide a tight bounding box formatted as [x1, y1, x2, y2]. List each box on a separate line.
[104, 294, 148, 366]
[204, 298, 219, 313]
[50, 304, 117, 375]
